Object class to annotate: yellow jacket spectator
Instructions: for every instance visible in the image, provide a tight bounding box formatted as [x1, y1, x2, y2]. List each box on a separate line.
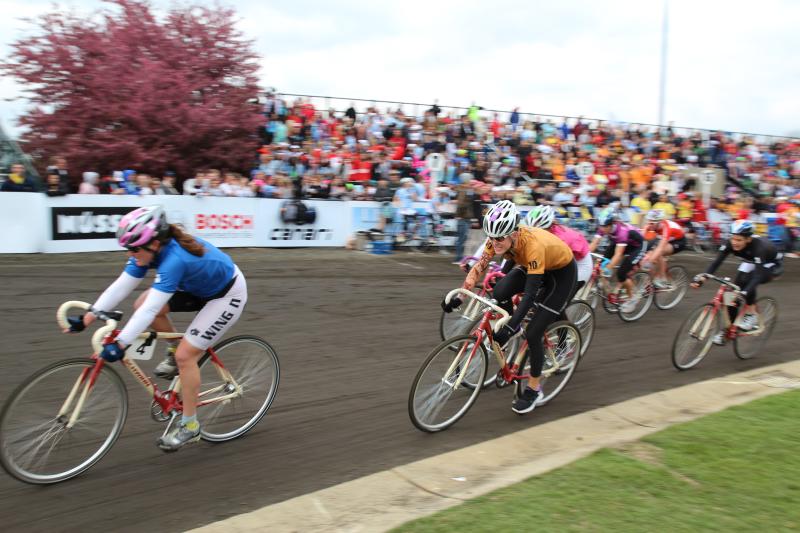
[652, 194, 676, 219]
[630, 191, 652, 225]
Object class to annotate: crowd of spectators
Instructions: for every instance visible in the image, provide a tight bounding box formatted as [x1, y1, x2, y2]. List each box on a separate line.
[3, 95, 799, 245]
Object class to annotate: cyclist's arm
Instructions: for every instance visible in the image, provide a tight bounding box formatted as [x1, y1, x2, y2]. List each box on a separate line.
[464, 248, 494, 288]
[92, 271, 144, 314]
[507, 273, 543, 330]
[704, 244, 731, 276]
[588, 234, 602, 253]
[500, 258, 516, 274]
[116, 288, 172, 346]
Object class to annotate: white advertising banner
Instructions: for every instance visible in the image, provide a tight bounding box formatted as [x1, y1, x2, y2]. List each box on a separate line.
[9, 195, 353, 253]
[0, 193, 47, 253]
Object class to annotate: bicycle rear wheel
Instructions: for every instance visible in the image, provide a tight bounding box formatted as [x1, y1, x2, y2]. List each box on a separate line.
[671, 304, 718, 370]
[565, 300, 595, 357]
[0, 359, 127, 484]
[734, 297, 778, 360]
[619, 272, 654, 322]
[409, 334, 488, 432]
[198, 336, 280, 442]
[654, 265, 689, 310]
[514, 322, 581, 407]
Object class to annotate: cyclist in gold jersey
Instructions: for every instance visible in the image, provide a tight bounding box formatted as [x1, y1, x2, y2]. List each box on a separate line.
[442, 200, 577, 414]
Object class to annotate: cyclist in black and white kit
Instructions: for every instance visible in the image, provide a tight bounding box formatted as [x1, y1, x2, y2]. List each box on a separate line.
[692, 219, 783, 345]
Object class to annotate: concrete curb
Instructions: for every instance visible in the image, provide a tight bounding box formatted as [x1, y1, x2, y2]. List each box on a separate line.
[190, 360, 800, 533]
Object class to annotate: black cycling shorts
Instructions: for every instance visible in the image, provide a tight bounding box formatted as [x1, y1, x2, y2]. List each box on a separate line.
[617, 246, 645, 282]
[167, 275, 237, 312]
[669, 236, 687, 254]
[167, 292, 207, 312]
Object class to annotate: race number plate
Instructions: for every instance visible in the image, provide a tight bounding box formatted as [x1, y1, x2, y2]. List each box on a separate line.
[129, 335, 157, 361]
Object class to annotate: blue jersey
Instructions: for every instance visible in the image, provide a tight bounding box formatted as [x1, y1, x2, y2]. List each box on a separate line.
[124, 237, 235, 299]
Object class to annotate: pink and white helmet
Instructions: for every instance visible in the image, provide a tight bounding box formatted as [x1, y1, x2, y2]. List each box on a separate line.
[116, 206, 168, 248]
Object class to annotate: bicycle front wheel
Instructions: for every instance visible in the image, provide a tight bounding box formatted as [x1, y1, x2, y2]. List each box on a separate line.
[409, 334, 488, 432]
[565, 300, 595, 357]
[734, 297, 778, 360]
[619, 272, 654, 322]
[671, 304, 718, 370]
[439, 297, 484, 341]
[198, 336, 280, 442]
[514, 321, 581, 407]
[654, 265, 689, 310]
[0, 359, 128, 484]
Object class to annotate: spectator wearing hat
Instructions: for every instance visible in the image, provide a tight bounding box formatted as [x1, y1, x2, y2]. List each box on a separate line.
[78, 172, 100, 194]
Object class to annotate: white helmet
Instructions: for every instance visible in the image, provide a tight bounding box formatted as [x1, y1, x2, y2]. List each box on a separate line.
[525, 205, 555, 229]
[646, 209, 665, 222]
[482, 200, 519, 238]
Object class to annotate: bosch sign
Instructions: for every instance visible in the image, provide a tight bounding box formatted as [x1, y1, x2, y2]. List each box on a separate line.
[195, 214, 254, 231]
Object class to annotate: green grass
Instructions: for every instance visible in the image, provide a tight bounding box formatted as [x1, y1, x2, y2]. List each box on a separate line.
[393, 390, 800, 532]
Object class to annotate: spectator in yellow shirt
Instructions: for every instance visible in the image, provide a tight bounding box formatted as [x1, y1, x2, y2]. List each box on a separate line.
[676, 193, 693, 221]
[630, 188, 652, 225]
[652, 193, 677, 219]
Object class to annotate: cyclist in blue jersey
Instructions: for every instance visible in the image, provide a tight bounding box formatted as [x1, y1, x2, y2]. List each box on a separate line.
[589, 207, 646, 312]
[64, 206, 248, 451]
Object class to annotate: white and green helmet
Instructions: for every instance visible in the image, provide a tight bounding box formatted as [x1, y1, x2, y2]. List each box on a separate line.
[525, 205, 555, 229]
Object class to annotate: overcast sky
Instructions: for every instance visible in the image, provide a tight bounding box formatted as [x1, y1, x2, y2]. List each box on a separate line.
[1, 0, 798, 138]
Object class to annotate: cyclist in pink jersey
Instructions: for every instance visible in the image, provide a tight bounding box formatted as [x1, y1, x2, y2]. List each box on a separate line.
[525, 205, 591, 293]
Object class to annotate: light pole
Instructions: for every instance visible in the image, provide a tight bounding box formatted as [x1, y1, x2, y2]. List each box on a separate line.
[658, 0, 669, 127]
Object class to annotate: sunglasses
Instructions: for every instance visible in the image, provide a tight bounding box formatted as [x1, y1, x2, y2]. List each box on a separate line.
[489, 236, 509, 243]
[126, 245, 155, 253]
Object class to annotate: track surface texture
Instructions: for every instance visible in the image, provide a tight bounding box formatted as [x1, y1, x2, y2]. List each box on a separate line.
[0, 249, 796, 532]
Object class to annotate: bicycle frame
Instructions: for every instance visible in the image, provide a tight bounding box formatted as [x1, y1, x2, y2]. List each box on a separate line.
[442, 289, 567, 389]
[686, 275, 760, 342]
[55, 301, 242, 429]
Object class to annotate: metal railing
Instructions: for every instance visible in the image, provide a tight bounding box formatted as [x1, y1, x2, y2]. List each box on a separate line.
[275, 92, 799, 144]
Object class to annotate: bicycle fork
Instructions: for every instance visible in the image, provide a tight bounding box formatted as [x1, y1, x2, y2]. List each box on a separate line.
[58, 359, 105, 429]
[442, 333, 490, 389]
[689, 306, 717, 340]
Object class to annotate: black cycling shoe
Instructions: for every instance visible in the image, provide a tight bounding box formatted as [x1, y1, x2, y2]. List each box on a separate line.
[512, 387, 541, 415]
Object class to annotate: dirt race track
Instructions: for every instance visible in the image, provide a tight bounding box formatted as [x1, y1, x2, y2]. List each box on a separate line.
[0, 248, 797, 532]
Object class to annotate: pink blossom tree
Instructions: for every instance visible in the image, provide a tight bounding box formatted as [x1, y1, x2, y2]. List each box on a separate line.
[2, 0, 264, 181]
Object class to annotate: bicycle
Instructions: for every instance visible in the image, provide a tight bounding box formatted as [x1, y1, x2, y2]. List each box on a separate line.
[671, 275, 778, 370]
[0, 301, 280, 484]
[640, 255, 690, 311]
[441, 266, 593, 380]
[409, 289, 581, 432]
[581, 253, 653, 322]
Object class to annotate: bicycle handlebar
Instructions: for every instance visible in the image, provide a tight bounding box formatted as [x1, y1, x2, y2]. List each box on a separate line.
[697, 273, 741, 291]
[445, 288, 511, 330]
[57, 301, 118, 355]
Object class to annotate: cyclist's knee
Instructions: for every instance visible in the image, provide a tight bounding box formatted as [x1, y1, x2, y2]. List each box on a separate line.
[175, 340, 204, 365]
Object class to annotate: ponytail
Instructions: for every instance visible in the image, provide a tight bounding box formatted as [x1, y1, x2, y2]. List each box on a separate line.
[166, 224, 205, 256]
